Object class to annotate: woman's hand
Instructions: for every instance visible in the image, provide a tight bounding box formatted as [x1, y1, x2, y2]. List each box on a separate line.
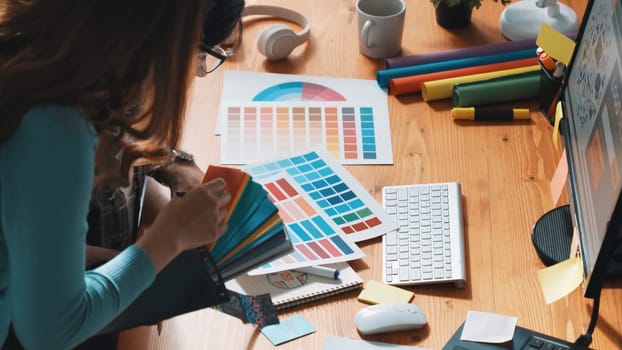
[136, 178, 231, 272]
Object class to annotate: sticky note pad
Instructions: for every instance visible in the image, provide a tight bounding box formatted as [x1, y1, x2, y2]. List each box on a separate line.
[357, 280, 414, 304]
[260, 314, 316, 346]
[536, 23, 576, 65]
[553, 101, 564, 150]
[460, 311, 517, 343]
[550, 149, 568, 207]
[536, 256, 584, 304]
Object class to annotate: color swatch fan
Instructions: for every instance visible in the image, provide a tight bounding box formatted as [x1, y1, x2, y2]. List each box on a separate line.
[202, 165, 293, 280]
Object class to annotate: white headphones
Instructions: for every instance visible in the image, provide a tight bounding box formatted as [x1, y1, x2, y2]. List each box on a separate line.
[242, 5, 311, 61]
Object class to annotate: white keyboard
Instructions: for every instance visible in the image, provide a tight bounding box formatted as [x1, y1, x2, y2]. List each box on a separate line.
[382, 182, 466, 288]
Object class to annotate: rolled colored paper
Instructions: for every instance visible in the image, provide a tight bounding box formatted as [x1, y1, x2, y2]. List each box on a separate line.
[384, 33, 576, 69]
[385, 37, 537, 69]
[452, 70, 541, 107]
[389, 57, 538, 95]
[421, 65, 540, 101]
[376, 48, 535, 88]
[451, 107, 530, 121]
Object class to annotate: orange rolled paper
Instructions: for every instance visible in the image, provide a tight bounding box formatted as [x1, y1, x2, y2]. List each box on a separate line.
[389, 57, 538, 95]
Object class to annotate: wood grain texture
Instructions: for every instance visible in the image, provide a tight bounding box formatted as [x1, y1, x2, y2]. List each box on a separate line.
[118, 0, 622, 349]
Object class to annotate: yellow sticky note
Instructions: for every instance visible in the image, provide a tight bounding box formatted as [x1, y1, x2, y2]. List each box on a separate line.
[550, 149, 568, 207]
[536, 256, 583, 304]
[536, 23, 576, 65]
[357, 280, 414, 304]
[553, 101, 563, 150]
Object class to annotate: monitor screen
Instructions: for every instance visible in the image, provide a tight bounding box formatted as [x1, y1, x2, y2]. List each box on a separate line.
[562, 0, 622, 297]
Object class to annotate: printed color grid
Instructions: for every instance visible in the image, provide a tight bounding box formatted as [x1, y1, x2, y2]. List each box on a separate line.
[218, 71, 393, 165]
[222, 103, 388, 165]
[247, 175, 364, 274]
[244, 149, 397, 246]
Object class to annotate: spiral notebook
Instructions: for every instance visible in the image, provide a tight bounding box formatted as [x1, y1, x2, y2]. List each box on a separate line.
[225, 262, 363, 310]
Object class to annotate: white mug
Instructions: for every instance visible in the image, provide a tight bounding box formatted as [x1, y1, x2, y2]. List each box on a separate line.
[356, 0, 406, 59]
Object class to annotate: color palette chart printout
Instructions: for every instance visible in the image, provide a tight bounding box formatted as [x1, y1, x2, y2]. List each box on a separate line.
[246, 173, 364, 275]
[218, 71, 393, 165]
[243, 149, 398, 275]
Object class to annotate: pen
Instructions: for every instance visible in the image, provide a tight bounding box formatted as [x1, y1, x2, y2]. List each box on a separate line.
[451, 107, 530, 121]
[295, 265, 340, 280]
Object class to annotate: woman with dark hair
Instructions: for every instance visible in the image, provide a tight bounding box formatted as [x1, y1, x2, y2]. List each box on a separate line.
[0, 0, 244, 348]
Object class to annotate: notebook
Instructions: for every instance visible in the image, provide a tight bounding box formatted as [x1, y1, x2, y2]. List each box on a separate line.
[225, 262, 363, 310]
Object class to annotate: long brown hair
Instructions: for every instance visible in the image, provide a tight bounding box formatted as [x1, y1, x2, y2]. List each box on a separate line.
[0, 0, 206, 185]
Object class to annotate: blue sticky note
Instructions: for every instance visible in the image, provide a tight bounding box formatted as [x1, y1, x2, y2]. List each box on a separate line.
[260, 314, 316, 345]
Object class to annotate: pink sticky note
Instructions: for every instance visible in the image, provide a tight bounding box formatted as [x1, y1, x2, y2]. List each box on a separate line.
[550, 150, 568, 207]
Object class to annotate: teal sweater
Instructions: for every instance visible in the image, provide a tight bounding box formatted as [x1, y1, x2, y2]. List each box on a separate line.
[0, 106, 156, 349]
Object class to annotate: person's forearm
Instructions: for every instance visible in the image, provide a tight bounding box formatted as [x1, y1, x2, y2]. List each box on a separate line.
[135, 177, 178, 272]
[85, 245, 120, 268]
[135, 231, 179, 272]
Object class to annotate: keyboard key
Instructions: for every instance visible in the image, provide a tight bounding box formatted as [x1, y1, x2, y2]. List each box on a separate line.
[399, 266, 410, 281]
[385, 231, 397, 245]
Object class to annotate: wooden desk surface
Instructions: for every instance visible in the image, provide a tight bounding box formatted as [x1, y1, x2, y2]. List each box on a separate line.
[118, 0, 622, 349]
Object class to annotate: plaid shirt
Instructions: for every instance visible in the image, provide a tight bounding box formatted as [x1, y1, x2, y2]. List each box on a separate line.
[86, 166, 148, 251]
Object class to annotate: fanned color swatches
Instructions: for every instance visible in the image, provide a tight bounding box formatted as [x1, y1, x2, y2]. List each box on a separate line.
[202, 166, 292, 280]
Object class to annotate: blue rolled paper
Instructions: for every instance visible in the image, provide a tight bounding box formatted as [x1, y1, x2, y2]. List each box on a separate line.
[376, 48, 536, 88]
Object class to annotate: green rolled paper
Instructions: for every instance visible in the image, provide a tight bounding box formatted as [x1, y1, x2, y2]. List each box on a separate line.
[452, 70, 541, 107]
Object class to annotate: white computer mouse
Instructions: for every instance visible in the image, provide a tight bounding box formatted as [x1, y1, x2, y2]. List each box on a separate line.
[354, 302, 427, 335]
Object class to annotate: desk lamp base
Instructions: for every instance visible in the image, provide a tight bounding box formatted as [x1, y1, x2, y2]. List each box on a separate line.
[499, 0, 579, 41]
[531, 205, 573, 266]
[531, 205, 622, 277]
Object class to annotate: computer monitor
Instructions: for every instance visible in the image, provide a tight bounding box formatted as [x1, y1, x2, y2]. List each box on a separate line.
[559, 0, 622, 298]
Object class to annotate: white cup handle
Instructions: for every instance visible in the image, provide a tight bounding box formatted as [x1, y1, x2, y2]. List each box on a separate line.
[361, 20, 374, 48]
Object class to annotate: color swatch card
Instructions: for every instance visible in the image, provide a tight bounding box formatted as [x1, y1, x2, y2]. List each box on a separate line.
[244, 149, 397, 246]
[217, 70, 393, 165]
[202, 165, 293, 280]
[261, 315, 316, 346]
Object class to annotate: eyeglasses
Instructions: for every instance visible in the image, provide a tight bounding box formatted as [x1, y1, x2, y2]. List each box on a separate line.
[197, 45, 227, 77]
[218, 19, 243, 57]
